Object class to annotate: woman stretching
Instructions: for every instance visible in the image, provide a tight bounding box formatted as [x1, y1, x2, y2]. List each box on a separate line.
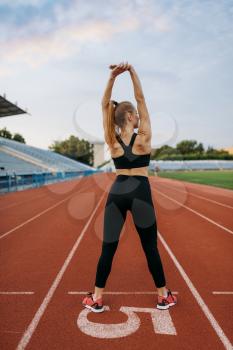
[82, 62, 177, 312]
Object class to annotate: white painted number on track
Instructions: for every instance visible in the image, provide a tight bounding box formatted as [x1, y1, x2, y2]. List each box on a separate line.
[77, 305, 177, 338]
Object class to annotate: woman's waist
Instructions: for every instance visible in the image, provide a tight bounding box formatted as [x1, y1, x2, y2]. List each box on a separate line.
[115, 173, 149, 182]
[115, 167, 149, 178]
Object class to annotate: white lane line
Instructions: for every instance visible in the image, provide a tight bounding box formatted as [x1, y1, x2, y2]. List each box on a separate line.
[157, 229, 232, 350]
[68, 291, 179, 295]
[2, 330, 23, 334]
[155, 181, 233, 210]
[212, 292, 233, 295]
[156, 177, 233, 195]
[0, 193, 48, 212]
[0, 292, 34, 295]
[16, 189, 107, 350]
[152, 188, 233, 235]
[0, 178, 89, 240]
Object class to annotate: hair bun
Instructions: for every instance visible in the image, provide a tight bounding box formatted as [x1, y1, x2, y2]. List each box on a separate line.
[112, 100, 118, 107]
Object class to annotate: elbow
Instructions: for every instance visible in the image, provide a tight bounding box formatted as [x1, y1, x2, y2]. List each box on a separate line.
[101, 100, 109, 108]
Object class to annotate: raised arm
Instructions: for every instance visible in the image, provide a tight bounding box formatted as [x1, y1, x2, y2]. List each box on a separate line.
[102, 63, 129, 106]
[101, 75, 116, 108]
[129, 66, 152, 141]
[102, 63, 129, 145]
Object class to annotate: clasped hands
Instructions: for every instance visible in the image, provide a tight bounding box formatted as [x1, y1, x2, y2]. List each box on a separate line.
[109, 61, 134, 79]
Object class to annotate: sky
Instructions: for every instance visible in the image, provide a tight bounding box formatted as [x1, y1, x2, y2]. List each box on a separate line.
[0, 0, 232, 158]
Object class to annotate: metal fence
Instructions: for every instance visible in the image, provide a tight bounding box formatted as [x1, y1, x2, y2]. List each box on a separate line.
[100, 159, 233, 172]
[0, 170, 103, 194]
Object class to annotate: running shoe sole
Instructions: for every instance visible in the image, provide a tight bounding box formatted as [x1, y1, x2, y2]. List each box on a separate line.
[156, 301, 176, 310]
[82, 302, 105, 313]
[156, 289, 177, 310]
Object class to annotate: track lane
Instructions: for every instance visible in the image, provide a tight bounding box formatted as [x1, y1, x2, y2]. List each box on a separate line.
[151, 181, 233, 235]
[0, 177, 88, 236]
[150, 179, 233, 345]
[18, 173, 231, 350]
[1, 173, 232, 349]
[155, 176, 233, 206]
[154, 177, 233, 209]
[0, 175, 104, 349]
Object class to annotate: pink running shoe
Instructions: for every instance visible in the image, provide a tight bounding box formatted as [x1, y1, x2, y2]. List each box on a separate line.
[156, 288, 177, 310]
[82, 292, 104, 313]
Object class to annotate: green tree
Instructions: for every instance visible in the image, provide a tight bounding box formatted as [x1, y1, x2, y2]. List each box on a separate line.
[151, 139, 233, 160]
[12, 133, 26, 143]
[49, 135, 94, 166]
[195, 142, 204, 154]
[206, 145, 215, 154]
[0, 127, 12, 139]
[176, 140, 198, 154]
[0, 127, 26, 143]
[152, 145, 176, 159]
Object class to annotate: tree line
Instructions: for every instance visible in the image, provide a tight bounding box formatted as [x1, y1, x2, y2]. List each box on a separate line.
[151, 140, 233, 160]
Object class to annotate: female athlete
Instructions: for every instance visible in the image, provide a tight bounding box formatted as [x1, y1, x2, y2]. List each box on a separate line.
[82, 62, 177, 312]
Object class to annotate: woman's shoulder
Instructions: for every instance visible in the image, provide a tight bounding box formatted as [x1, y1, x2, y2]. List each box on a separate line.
[109, 132, 151, 157]
[135, 133, 152, 152]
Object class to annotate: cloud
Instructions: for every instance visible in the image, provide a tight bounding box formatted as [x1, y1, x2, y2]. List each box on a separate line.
[1, 16, 140, 68]
[0, 0, 232, 151]
[0, 0, 175, 69]
[0, 0, 49, 7]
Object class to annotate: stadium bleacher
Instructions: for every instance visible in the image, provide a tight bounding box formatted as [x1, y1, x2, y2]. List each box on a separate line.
[0, 151, 45, 174]
[0, 136, 102, 193]
[100, 159, 233, 172]
[0, 136, 96, 175]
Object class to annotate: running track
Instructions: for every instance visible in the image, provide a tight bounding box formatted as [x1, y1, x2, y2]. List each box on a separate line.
[0, 173, 232, 350]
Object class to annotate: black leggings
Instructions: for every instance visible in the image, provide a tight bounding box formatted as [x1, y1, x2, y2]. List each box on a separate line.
[95, 175, 166, 289]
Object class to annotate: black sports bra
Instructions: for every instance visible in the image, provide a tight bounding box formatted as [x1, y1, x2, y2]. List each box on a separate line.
[112, 132, 151, 169]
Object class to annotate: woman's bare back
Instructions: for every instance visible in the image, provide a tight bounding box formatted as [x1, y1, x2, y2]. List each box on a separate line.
[110, 133, 152, 177]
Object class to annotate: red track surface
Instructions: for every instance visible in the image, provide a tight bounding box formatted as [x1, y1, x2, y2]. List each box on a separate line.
[0, 173, 233, 350]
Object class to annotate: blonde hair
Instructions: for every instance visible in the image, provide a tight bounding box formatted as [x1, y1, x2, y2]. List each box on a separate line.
[105, 100, 135, 150]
